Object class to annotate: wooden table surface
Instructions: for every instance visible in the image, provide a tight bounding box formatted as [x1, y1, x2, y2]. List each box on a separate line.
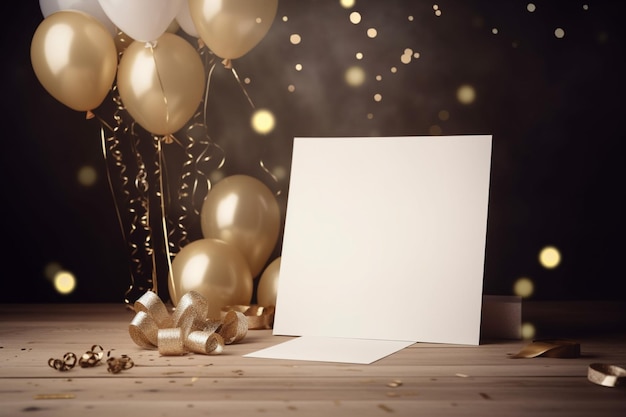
[1, 301, 625, 417]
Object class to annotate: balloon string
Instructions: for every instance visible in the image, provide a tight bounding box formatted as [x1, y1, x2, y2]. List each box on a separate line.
[128, 123, 158, 296]
[99, 124, 128, 245]
[203, 61, 217, 126]
[229, 65, 256, 110]
[147, 42, 170, 127]
[155, 137, 176, 303]
[93, 93, 152, 307]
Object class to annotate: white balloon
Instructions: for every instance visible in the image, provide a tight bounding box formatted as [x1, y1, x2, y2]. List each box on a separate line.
[176, 0, 198, 37]
[97, 0, 184, 42]
[39, 0, 116, 35]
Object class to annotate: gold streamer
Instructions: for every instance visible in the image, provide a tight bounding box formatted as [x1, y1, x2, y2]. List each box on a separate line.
[128, 290, 248, 356]
[509, 339, 581, 359]
[94, 88, 158, 307]
[587, 363, 626, 388]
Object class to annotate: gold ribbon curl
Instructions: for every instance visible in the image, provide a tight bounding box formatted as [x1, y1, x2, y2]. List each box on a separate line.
[587, 363, 626, 388]
[128, 291, 249, 356]
[509, 339, 581, 359]
[221, 305, 275, 331]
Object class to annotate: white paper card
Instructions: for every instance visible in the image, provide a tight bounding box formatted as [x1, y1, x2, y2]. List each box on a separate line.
[244, 336, 415, 364]
[273, 136, 493, 346]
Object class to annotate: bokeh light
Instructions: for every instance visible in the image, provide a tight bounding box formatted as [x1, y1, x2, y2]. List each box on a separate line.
[514, 277, 534, 298]
[44, 262, 63, 280]
[340, 0, 355, 9]
[521, 322, 536, 340]
[438, 110, 450, 121]
[554, 28, 565, 38]
[77, 165, 97, 186]
[367, 28, 378, 38]
[429, 125, 442, 135]
[527, 3, 536, 13]
[251, 109, 276, 135]
[345, 66, 366, 87]
[289, 34, 302, 45]
[373, 93, 383, 102]
[457, 84, 476, 104]
[539, 246, 561, 269]
[54, 270, 76, 295]
[349, 12, 362, 24]
[295, 63, 303, 71]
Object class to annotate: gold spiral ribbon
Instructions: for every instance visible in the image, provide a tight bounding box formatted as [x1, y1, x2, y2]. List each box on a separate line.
[587, 363, 626, 388]
[128, 291, 249, 356]
[509, 339, 581, 359]
[221, 305, 275, 331]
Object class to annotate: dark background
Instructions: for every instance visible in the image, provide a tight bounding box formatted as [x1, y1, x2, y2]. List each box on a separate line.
[1, 0, 625, 304]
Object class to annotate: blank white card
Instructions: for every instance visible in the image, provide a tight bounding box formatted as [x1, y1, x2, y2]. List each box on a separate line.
[273, 135, 493, 346]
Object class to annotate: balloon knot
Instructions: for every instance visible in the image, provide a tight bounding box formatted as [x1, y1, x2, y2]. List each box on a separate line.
[222, 58, 232, 69]
[145, 40, 158, 49]
[86, 110, 95, 120]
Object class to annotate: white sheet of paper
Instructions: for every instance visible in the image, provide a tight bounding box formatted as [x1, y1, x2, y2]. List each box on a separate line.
[244, 336, 415, 364]
[272, 135, 493, 347]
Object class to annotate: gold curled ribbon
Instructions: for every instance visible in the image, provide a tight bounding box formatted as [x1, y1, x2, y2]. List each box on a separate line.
[221, 305, 275, 330]
[588, 363, 626, 388]
[78, 345, 104, 368]
[128, 290, 249, 356]
[510, 339, 581, 359]
[106, 353, 134, 374]
[48, 352, 77, 372]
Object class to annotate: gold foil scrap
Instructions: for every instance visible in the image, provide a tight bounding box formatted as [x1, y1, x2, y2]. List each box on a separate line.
[158, 328, 187, 356]
[34, 393, 75, 400]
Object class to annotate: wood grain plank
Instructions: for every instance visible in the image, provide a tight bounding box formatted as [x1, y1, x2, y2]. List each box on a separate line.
[1, 303, 625, 417]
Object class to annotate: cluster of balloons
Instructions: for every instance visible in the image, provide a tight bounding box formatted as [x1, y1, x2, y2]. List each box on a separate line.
[31, 0, 278, 135]
[169, 175, 282, 318]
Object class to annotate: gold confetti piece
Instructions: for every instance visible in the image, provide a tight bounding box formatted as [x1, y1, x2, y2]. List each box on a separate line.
[34, 393, 75, 400]
[386, 380, 403, 387]
[455, 373, 469, 378]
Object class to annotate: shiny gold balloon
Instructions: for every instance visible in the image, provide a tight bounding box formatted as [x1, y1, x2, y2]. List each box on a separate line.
[30, 10, 118, 112]
[200, 175, 281, 278]
[188, 0, 278, 60]
[116, 33, 205, 136]
[169, 238, 253, 319]
[257, 256, 281, 307]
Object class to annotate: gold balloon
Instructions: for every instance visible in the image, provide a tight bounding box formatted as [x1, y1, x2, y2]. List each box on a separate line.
[257, 256, 281, 307]
[200, 175, 281, 278]
[30, 10, 118, 112]
[169, 238, 253, 319]
[116, 33, 206, 136]
[188, 0, 278, 60]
